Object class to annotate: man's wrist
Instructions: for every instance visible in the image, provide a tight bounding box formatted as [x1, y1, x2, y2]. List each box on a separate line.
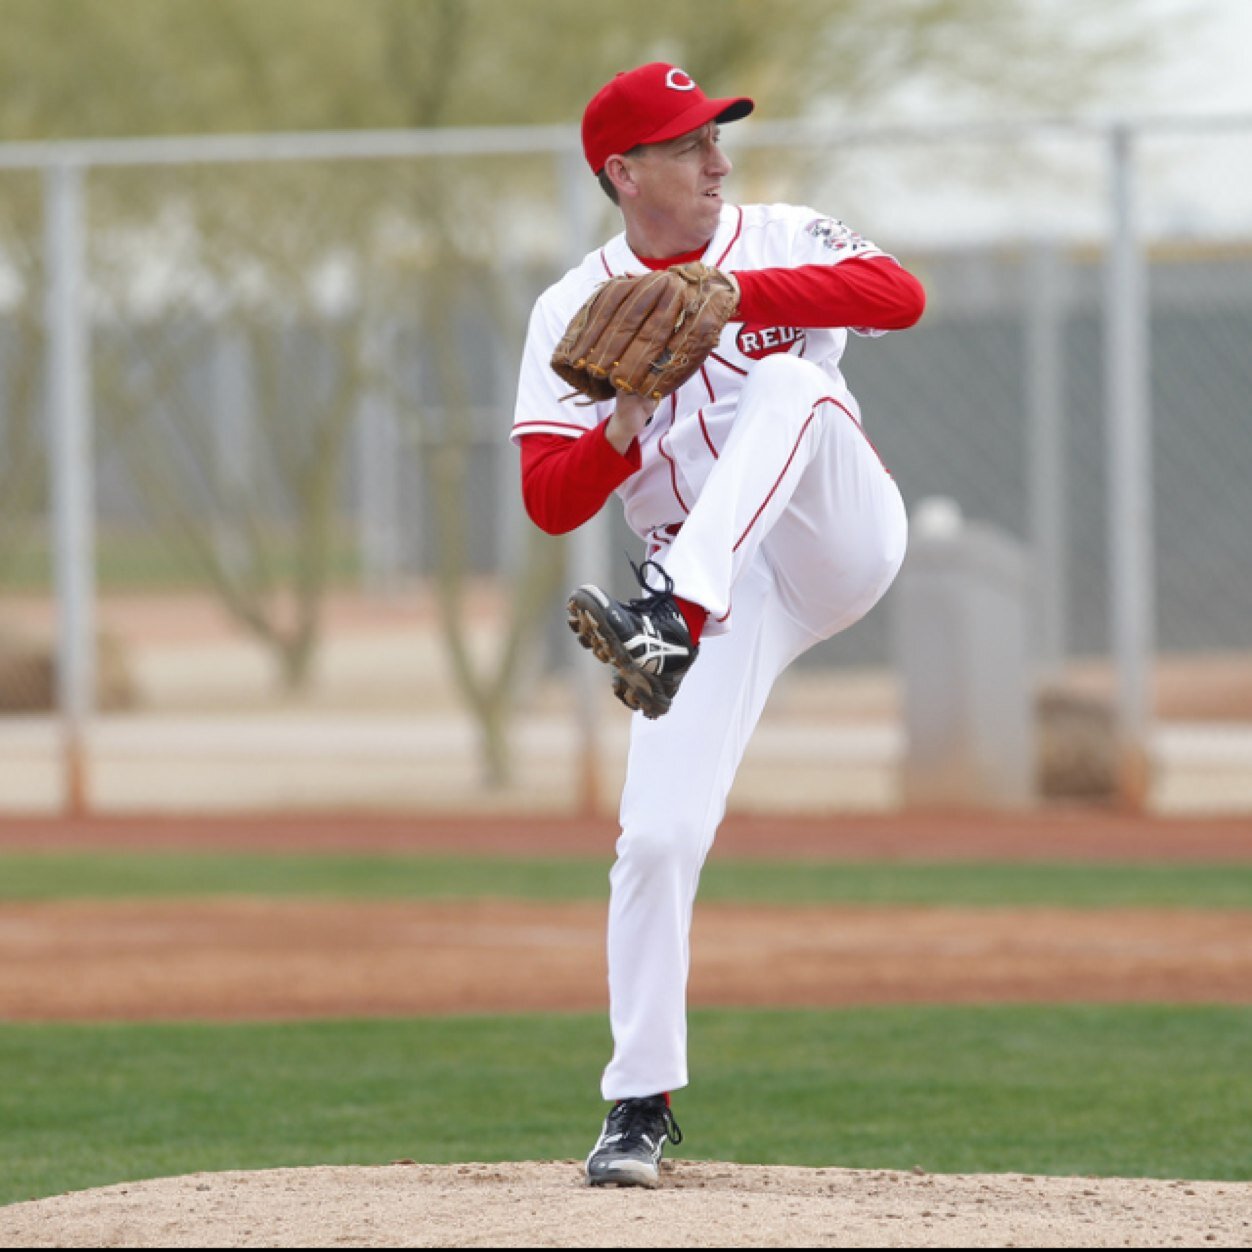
[605, 410, 637, 455]
[605, 395, 657, 455]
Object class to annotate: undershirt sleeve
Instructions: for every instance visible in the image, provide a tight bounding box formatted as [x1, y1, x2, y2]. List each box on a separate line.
[518, 419, 641, 535]
[733, 254, 925, 331]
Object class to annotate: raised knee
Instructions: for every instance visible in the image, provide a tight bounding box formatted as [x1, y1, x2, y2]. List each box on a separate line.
[741, 354, 835, 421]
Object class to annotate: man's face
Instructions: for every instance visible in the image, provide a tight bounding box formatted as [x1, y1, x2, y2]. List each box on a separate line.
[623, 123, 733, 247]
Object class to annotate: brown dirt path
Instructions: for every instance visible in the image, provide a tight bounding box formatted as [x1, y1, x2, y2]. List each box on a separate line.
[1, 810, 1248, 1022]
[1, 898, 1249, 1022]
[1, 810, 1250, 860]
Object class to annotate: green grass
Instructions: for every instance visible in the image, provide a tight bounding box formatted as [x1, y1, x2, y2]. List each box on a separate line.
[0, 1005, 1249, 1206]
[1, 855, 1248, 1204]
[1, 852, 1250, 908]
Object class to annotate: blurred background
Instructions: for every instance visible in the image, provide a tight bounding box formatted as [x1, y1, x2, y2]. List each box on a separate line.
[0, 0, 1249, 819]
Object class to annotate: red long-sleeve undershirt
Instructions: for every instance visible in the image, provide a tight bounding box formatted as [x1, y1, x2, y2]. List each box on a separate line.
[519, 254, 924, 537]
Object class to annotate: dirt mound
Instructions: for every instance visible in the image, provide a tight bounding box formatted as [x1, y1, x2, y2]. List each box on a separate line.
[1, 1161, 1249, 1248]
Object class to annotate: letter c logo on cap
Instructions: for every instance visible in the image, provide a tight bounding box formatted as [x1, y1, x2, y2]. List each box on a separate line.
[665, 68, 697, 92]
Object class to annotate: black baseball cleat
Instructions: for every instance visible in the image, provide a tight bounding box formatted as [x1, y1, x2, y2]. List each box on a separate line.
[567, 559, 698, 719]
[585, 1095, 684, 1188]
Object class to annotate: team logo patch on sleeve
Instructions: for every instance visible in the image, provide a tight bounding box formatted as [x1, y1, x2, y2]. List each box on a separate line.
[805, 217, 870, 255]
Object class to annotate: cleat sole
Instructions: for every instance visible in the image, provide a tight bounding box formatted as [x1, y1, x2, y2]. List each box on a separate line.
[567, 591, 672, 719]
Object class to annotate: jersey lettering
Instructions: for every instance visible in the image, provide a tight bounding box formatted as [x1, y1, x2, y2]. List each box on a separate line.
[736, 324, 807, 360]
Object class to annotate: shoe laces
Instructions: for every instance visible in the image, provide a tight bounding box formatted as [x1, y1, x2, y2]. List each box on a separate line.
[607, 1095, 684, 1147]
[626, 558, 680, 619]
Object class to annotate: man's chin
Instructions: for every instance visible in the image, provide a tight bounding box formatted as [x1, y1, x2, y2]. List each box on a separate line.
[696, 198, 723, 229]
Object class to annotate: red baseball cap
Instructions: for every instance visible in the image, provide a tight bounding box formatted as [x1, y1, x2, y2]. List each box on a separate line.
[582, 62, 754, 175]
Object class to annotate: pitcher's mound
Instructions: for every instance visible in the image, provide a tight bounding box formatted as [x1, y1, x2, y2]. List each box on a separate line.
[2, 1160, 1250, 1248]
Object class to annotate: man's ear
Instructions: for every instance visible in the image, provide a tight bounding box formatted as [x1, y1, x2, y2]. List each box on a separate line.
[603, 154, 637, 202]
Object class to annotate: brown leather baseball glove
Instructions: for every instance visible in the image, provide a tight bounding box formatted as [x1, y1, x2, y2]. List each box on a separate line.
[551, 263, 739, 403]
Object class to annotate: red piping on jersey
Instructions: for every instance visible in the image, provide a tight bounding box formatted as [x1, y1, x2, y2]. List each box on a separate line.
[730, 394, 889, 554]
[831, 394, 891, 474]
[657, 397, 690, 515]
[697, 408, 719, 459]
[513, 418, 598, 439]
[732, 409, 819, 553]
[712, 207, 744, 267]
[708, 351, 748, 377]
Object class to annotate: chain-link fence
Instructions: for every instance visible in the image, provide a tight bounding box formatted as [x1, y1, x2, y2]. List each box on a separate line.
[1, 116, 1249, 816]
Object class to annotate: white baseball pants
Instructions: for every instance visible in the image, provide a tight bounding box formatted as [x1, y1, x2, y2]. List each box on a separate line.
[601, 355, 908, 1100]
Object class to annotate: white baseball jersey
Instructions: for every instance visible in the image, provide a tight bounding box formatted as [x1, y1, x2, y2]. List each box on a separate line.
[512, 202, 889, 548]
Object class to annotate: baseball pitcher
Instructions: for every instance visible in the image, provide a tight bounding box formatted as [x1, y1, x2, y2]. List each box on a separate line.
[512, 62, 925, 1187]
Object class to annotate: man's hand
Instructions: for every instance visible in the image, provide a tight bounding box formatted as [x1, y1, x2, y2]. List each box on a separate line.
[606, 393, 660, 455]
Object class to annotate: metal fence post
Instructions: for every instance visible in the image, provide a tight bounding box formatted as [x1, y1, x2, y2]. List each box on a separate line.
[1104, 123, 1155, 808]
[1026, 238, 1069, 678]
[44, 161, 95, 816]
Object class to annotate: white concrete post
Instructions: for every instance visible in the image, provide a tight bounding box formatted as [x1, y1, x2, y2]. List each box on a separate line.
[894, 498, 1037, 810]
